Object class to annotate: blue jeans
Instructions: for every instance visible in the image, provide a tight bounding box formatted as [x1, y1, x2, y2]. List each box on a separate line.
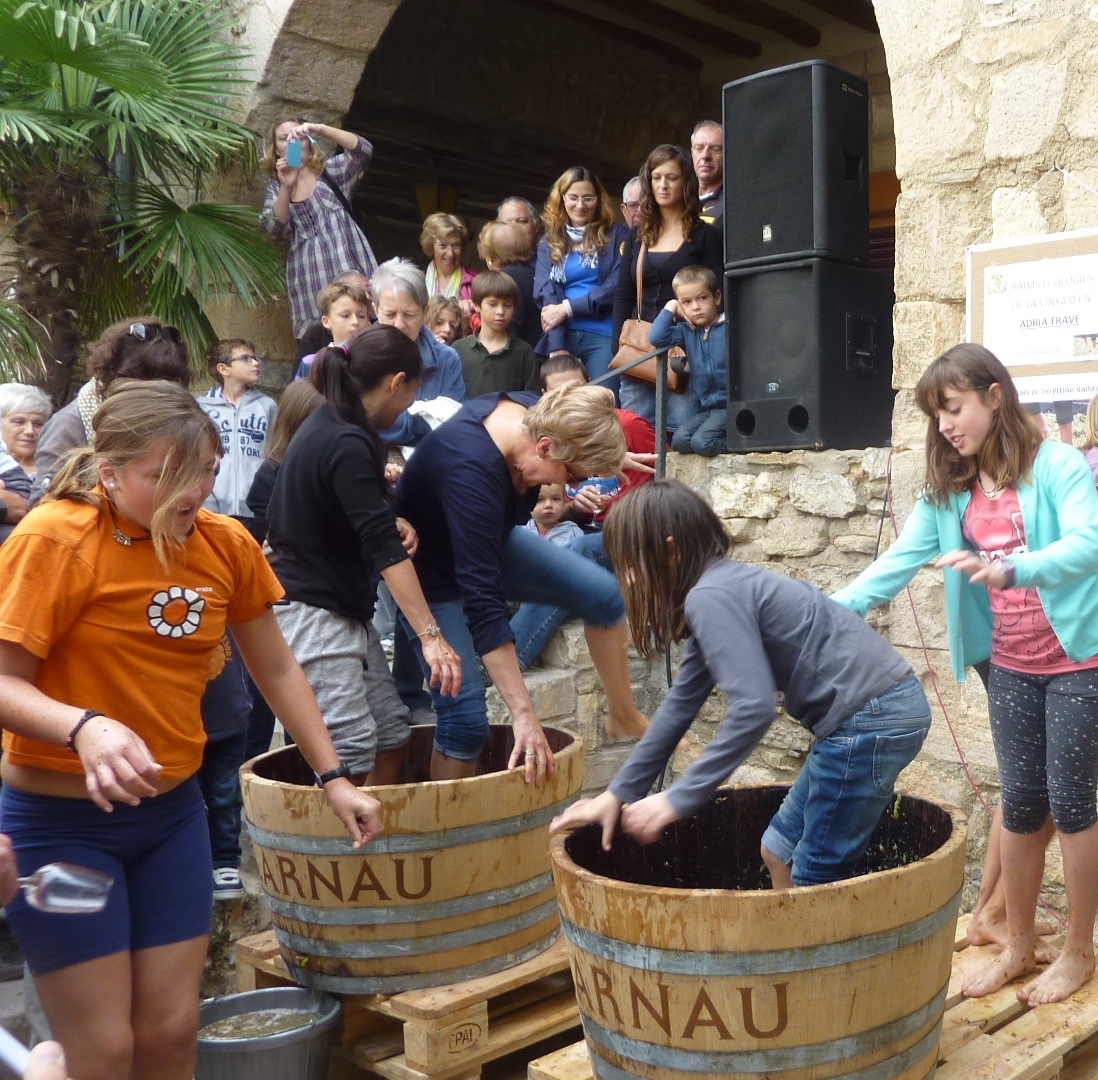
[760, 674, 931, 886]
[671, 407, 728, 456]
[511, 532, 611, 670]
[401, 527, 625, 761]
[567, 328, 618, 400]
[618, 377, 698, 435]
[198, 731, 248, 869]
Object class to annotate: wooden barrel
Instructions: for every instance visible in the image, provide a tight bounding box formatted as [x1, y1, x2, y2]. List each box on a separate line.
[241, 724, 583, 994]
[550, 786, 967, 1080]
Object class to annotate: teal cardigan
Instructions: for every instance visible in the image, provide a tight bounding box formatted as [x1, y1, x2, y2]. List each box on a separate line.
[832, 440, 1098, 681]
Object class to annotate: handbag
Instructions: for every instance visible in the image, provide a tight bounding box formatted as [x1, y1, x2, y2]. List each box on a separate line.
[609, 242, 686, 393]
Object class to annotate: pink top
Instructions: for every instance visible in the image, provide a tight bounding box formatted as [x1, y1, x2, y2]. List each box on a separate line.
[963, 485, 1098, 674]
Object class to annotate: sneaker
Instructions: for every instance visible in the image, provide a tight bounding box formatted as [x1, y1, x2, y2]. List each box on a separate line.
[380, 635, 395, 660]
[212, 867, 245, 901]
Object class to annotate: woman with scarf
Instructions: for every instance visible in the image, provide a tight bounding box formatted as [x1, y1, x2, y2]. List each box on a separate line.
[534, 167, 628, 399]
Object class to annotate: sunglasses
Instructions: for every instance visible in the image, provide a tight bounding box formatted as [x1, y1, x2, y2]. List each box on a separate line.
[128, 322, 183, 344]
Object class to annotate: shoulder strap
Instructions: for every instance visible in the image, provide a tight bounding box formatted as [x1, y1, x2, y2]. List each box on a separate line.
[635, 242, 647, 315]
[319, 171, 358, 225]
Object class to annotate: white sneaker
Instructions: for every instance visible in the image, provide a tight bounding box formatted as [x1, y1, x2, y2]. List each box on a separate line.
[212, 867, 245, 901]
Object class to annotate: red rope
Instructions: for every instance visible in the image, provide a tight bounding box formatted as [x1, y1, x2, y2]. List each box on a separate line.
[883, 452, 1065, 925]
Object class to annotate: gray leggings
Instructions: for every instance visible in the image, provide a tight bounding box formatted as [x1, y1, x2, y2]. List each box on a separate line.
[987, 664, 1098, 835]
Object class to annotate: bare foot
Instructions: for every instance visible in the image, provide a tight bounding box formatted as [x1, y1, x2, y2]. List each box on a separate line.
[1018, 946, 1095, 1005]
[962, 943, 1037, 998]
[967, 907, 1058, 948]
[1035, 937, 1061, 965]
[604, 710, 648, 740]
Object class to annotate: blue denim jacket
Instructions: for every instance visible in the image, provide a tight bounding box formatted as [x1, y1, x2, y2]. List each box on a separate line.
[378, 327, 467, 446]
[649, 309, 727, 410]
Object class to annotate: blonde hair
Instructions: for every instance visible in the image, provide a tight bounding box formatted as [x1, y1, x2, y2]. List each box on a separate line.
[522, 384, 626, 481]
[541, 167, 615, 266]
[262, 118, 328, 179]
[420, 213, 467, 259]
[1085, 394, 1098, 452]
[46, 381, 220, 568]
[425, 295, 463, 330]
[477, 220, 533, 268]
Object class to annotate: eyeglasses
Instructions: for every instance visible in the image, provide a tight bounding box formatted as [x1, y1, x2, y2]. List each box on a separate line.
[564, 195, 598, 206]
[622, 201, 641, 211]
[230, 355, 261, 365]
[128, 322, 182, 344]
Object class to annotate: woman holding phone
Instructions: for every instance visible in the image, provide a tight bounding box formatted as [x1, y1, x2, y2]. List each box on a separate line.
[260, 120, 379, 342]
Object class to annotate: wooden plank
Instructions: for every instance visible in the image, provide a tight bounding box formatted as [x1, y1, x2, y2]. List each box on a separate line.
[1062, 1030, 1098, 1079]
[937, 984, 1029, 1059]
[528, 1039, 592, 1080]
[361, 993, 580, 1080]
[381, 938, 571, 1022]
[795, 0, 877, 32]
[585, 0, 762, 57]
[404, 1004, 490, 1074]
[691, 0, 821, 47]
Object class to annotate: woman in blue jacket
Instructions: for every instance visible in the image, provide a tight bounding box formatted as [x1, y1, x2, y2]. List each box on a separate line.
[834, 343, 1098, 1007]
[534, 168, 628, 398]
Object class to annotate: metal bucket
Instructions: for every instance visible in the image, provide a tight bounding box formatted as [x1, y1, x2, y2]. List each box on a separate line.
[195, 986, 341, 1080]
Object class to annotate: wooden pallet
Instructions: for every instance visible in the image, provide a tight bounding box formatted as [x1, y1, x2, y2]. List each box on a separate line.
[527, 915, 1098, 1080]
[235, 929, 581, 1080]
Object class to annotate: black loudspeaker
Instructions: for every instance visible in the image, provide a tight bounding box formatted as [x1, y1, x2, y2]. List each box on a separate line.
[723, 60, 870, 268]
[725, 258, 894, 452]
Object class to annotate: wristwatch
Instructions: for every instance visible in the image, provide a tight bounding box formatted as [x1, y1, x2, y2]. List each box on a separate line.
[315, 762, 353, 787]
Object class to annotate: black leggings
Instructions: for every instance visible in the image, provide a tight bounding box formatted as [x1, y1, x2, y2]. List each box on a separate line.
[987, 664, 1098, 835]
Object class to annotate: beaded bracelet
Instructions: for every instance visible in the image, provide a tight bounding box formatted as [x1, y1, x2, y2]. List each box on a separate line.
[66, 709, 104, 753]
[416, 624, 443, 640]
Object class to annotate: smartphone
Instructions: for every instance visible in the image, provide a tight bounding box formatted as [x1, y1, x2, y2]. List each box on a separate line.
[286, 139, 303, 168]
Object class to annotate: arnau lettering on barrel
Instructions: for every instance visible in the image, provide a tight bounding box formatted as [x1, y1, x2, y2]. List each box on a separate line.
[307, 859, 343, 902]
[740, 982, 788, 1039]
[394, 856, 433, 899]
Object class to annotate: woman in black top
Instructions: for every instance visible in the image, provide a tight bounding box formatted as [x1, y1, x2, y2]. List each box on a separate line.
[266, 325, 460, 784]
[611, 144, 724, 431]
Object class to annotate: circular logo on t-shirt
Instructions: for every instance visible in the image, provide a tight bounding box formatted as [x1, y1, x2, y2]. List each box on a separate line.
[147, 586, 206, 638]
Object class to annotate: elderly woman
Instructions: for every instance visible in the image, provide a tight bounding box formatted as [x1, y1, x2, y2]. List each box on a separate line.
[395, 384, 649, 784]
[371, 258, 466, 448]
[0, 383, 52, 543]
[536, 167, 629, 395]
[34, 318, 191, 498]
[421, 213, 477, 322]
[259, 119, 378, 341]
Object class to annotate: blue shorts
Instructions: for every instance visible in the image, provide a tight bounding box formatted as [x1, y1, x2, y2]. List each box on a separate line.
[760, 674, 932, 886]
[0, 779, 213, 974]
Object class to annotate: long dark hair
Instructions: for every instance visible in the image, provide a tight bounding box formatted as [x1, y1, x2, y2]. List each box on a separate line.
[265, 380, 322, 464]
[914, 343, 1040, 504]
[603, 480, 729, 657]
[637, 144, 700, 249]
[309, 324, 422, 481]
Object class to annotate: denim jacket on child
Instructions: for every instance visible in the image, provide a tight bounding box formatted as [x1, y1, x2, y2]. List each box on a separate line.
[648, 310, 727, 410]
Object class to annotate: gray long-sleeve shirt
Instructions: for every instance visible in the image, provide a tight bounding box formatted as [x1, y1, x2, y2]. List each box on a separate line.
[610, 558, 913, 818]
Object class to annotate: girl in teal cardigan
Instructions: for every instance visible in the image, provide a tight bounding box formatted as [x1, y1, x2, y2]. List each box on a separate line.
[834, 343, 1098, 1006]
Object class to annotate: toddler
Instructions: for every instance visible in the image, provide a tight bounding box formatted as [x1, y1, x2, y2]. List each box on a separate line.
[524, 483, 583, 546]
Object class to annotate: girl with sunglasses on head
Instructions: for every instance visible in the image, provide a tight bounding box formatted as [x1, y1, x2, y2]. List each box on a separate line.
[0, 380, 381, 1080]
[34, 320, 191, 500]
[833, 343, 1098, 1006]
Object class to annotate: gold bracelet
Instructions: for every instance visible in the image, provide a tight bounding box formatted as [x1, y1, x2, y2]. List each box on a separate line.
[416, 624, 443, 640]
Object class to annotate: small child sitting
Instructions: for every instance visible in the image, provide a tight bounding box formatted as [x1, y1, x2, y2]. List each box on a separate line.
[454, 271, 540, 397]
[426, 294, 463, 347]
[294, 280, 370, 380]
[524, 483, 584, 546]
[649, 266, 728, 456]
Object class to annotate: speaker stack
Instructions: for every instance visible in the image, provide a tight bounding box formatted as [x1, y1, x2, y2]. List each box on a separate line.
[722, 59, 895, 452]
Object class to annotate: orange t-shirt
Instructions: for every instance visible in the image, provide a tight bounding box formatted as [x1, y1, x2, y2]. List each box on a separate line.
[0, 498, 284, 780]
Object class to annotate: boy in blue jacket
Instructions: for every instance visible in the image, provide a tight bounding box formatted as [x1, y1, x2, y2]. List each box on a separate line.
[649, 266, 727, 456]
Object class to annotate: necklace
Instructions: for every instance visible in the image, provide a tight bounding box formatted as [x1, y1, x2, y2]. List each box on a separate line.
[977, 475, 1002, 500]
[108, 503, 152, 547]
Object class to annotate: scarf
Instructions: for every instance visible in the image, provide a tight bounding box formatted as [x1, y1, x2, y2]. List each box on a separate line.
[426, 263, 461, 298]
[76, 378, 103, 445]
[550, 226, 601, 283]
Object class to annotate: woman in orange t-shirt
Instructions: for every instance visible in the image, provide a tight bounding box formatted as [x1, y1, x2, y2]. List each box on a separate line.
[0, 380, 380, 1080]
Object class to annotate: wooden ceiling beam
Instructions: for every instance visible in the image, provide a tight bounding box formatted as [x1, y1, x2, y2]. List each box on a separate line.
[527, 0, 702, 70]
[794, 0, 877, 33]
[584, 0, 762, 57]
[691, 0, 821, 49]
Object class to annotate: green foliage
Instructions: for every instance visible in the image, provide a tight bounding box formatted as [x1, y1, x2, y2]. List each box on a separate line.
[0, 0, 283, 378]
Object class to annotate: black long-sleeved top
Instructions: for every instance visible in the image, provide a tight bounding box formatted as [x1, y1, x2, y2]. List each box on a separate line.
[611, 222, 724, 351]
[266, 404, 407, 622]
[393, 392, 539, 655]
[503, 261, 541, 349]
[244, 458, 278, 543]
